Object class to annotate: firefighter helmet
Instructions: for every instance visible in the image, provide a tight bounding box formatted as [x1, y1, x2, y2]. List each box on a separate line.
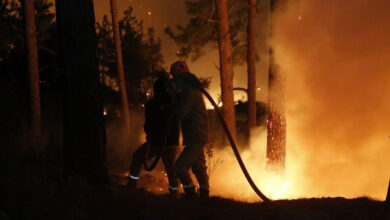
[170, 61, 190, 74]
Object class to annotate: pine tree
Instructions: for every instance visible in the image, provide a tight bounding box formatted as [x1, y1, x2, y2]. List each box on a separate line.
[216, 0, 237, 142]
[247, 0, 257, 131]
[166, 1, 267, 140]
[110, 0, 131, 137]
[23, 0, 41, 145]
[56, 0, 108, 183]
[96, 8, 164, 106]
[266, 0, 287, 171]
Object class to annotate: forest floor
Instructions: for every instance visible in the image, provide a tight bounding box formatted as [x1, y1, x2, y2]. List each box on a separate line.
[2, 173, 389, 220]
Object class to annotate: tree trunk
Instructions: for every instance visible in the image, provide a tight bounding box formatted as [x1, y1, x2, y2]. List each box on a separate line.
[216, 0, 237, 142]
[266, 0, 287, 171]
[23, 0, 41, 144]
[247, 0, 257, 131]
[110, 0, 131, 138]
[56, 0, 108, 184]
[266, 50, 286, 171]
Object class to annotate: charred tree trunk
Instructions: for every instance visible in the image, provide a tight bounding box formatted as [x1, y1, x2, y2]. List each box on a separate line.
[23, 0, 41, 144]
[266, 50, 286, 171]
[216, 0, 237, 142]
[266, 0, 287, 171]
[247, 0, 257, 131]
[56, 0, 108, 183]
[110, 0, 131, 137]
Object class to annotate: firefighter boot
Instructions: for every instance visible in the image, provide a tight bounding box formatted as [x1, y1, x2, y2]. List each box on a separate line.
[126, 177, 137, 189]
[183, 186, 196, 201]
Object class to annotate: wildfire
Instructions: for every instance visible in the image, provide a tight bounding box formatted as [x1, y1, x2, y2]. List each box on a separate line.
[273, 181, 292, 200]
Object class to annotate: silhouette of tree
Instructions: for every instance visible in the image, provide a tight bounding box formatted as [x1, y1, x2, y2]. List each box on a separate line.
[23, 0, 41, 144]
[110, 0, 130, 136]
[96, 7, 164, 106]
[56, 0, 108, 183]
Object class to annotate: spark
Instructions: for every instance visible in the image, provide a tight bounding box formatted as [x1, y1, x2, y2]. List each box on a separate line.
[147, 11, 152, 16]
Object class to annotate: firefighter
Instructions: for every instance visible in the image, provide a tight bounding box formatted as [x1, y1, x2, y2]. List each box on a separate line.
[127, 74, 180, 197]
[170, 61, 210, 200]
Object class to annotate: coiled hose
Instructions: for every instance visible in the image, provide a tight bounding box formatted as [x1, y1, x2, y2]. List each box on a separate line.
[144, 85, 271, 202]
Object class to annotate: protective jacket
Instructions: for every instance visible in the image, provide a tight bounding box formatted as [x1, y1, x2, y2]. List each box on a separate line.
[144, 94, 179, 146]
[172, 72, 209, 145]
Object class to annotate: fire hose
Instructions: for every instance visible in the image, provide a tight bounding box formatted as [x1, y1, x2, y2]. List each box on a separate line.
[144, 83, 271, 202]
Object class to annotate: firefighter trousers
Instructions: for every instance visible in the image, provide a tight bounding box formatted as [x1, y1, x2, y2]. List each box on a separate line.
[175, 142, 209, 191]
[129, 143, 179, 189]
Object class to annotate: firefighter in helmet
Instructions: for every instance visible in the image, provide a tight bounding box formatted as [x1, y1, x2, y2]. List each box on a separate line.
[170, 61, 210, 200]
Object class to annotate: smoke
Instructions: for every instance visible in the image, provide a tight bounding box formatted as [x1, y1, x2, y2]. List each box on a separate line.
[109, 1, 390, 201]
[272, 0, 390, 199]
[207, 0, 390, 202]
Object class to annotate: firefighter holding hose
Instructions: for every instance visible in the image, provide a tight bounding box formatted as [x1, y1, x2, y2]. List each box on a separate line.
[127, 74, 180, 197]
[170, 61, 210, 200]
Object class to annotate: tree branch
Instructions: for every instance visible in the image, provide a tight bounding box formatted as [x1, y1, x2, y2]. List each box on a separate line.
[213, 61, 221, 71]
[228, 0, 239, 15]
[207, 3, 219, 23]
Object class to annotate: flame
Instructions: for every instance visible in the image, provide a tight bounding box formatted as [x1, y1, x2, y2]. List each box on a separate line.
[273, 182, 292, 200]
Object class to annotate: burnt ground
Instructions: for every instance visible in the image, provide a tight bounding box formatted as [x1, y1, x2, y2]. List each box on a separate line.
[1, 178, 389, 220]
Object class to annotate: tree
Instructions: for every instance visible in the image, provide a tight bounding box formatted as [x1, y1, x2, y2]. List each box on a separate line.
[55, 0, 108, 183]
[216, 0, 237, 142]
[23, 0, 41, 144]
[165, 0, 250, 63]
[0, 0, 58, 159]
[96, 8, 164, 106]
[166, 1, 266, 140]
[266, 0, 287, 171]
[247, 0, 257, 130]
[110, 0, 130, 136]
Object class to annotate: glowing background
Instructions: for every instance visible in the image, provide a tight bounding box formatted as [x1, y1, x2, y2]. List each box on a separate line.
[208, 0, 390, 202]
[92, 0, 390, 202]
